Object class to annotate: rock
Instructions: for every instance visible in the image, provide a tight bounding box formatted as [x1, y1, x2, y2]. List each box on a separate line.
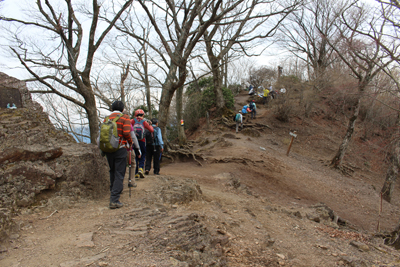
[0, 73, 109, 242]
[59, 253, 107, 267]
[350, 241, 370, 252]
[277, 253, 285, 259]
[77, 232, 95, 248]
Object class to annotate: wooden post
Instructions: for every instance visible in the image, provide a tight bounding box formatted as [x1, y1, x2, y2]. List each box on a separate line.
[287, 131, 297, 156]
[206, 111, 209, 130]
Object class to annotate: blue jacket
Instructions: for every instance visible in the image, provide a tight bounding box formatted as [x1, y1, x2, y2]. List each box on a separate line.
[152, 125, 164, 149]
[242, 105, 248, 114]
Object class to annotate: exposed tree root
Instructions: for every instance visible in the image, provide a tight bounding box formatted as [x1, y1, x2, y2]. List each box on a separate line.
[165, 144, 205, 166]
[220, 116, 272, 131]
[208, 156, 264, 166]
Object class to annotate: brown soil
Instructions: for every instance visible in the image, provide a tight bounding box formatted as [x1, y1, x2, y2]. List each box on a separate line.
[1, 91, 400, 267]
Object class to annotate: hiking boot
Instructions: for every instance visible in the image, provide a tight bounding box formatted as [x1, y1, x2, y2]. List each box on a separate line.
[109, 201, 123, 209]
[145, 170, 149, 175]
[138, 168, 145, 178]
[135, 174, 140, 179]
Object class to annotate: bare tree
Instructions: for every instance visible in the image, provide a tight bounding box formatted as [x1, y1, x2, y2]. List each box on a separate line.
[115, 0, 252, 145]
[277, 0, 343, 90]
[201, 0, 298, 112]
[318, 2, 397, 168]
[1, 0, 133, 143]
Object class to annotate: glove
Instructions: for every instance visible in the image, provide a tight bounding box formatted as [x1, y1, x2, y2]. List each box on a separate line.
[134, 148, 140, 157]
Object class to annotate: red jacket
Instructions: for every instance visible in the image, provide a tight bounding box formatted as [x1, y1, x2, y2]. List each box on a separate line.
[131, 117, 154, 142]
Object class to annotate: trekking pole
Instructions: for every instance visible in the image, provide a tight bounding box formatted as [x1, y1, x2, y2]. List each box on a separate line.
[128, 149, 135, 198]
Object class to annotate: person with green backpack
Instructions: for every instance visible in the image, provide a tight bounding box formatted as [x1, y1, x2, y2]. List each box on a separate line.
[99, 100, 135, 209]
[235, 110, 243, 133]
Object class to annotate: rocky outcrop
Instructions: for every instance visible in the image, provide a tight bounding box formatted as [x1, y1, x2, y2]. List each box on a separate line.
[0, 73, 109, 241]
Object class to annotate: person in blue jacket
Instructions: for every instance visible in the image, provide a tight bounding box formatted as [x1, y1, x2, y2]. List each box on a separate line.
[145, 118, 164, 175]
[242, 104, 249, 122]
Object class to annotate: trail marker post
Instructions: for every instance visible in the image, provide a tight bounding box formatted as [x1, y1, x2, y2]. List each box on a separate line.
[287, 131, 297, 156]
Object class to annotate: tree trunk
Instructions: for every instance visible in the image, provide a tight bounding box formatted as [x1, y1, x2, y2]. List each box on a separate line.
[381, 117, 400, 203]
[330, 98, 361, 168]
[158, 65, 179, 149]
[85, 95, 99, 144]
[146, 82, 152, 118]
[205, 40, 225, 112]
[176, 86, 186, 146]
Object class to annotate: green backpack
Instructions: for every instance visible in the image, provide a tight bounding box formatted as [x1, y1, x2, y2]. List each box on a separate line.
[99, 113, 123, 153]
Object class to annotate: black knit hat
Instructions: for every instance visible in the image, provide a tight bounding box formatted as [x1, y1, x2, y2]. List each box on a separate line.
[151, 118, 158, 124]
[111, 100, 124, 112]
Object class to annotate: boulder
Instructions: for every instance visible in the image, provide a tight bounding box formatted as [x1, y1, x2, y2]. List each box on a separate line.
[0, 72, 109, 242]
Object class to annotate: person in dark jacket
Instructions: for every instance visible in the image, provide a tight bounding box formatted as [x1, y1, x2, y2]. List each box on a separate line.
[145, 118, 164, 175]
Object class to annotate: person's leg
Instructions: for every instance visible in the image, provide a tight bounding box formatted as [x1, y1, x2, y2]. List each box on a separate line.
[153, 146, 161, 174]
[106, 153, 115, 192]
[110, 148, 127, 204]
[145, 145, 153, 173]
[236, 121, 239, 133]
[138, 141, 146, 178]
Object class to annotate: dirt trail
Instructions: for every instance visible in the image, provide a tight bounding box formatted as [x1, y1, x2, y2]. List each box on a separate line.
[2, 90, 400, 266]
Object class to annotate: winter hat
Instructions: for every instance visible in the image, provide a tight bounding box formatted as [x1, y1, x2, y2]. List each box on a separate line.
[111, 100, 124, 112]
[239, 110, 242, 113]
[151, 118, 158, 124]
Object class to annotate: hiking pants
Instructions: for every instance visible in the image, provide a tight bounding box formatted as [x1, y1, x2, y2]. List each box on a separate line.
[145, 145, 161, 174]
[135, 140, 146, 174]
[251, 110, 256, 119]
[236, 121, 243, 133]
[105, 147, 127, 203]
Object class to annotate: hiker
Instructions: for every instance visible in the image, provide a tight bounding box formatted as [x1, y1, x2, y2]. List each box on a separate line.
[263, 87, 270, 105]
[235, 110, 243, 133]
[248, 85, 254, 95]
[103, 101, 134, 209]
[131, 109, 154, 179]
[249, 100, 257, 119]
[269, 89, 278, 99]
[145, 118, 164, 175]
[241, 104, 249, 122]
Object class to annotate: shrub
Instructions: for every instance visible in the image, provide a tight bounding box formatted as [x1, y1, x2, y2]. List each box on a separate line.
[184, 77, 235, 131]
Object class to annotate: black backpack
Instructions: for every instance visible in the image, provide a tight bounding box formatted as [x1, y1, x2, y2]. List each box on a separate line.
[249, 102, 255, 110]
[145, 129, 154, 145]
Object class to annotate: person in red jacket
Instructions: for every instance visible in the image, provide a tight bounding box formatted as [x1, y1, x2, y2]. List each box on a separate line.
[104, 101, 134, 209]
[131, 109, 153, 179]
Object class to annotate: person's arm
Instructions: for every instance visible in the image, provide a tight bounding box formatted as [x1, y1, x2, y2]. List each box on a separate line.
[129, 126, 141, 156]
[156, 128, 164, 150]
[144, 121, 154, 132]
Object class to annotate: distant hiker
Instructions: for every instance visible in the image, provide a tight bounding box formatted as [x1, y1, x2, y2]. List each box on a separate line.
[269, 89, 278, 99]
[241, 104, 249, 122]
[131, 109, 154, 179]
[248, 85, 254, 95]
[263, 87, 270, 105]
[102, 100, 134, 209]
[249, 100, 257, 119]
[145, 118, 164, 175]
[235, 110, 243, 133]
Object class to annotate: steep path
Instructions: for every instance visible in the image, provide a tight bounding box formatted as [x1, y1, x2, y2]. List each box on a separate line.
[1, 90, 400, 266]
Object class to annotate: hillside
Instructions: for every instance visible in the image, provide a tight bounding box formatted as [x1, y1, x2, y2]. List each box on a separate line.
[1, 90, 400, 267]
